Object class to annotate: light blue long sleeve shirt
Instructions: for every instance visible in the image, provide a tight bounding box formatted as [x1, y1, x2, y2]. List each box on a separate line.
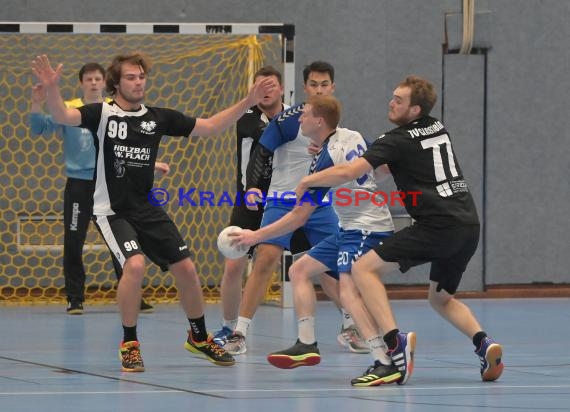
[29, 110, 96, 181]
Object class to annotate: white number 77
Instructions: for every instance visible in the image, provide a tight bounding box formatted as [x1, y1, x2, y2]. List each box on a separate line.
[420, 133, 458, 182]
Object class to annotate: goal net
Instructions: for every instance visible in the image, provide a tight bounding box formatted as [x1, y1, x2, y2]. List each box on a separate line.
[0, 23, 294, 306]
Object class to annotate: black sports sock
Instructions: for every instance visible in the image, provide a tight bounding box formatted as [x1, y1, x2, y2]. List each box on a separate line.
[473, 331, 487, 349]
[188, 316, 208, 342]
[383, 329, 400, 351]
[123, 325, 138, 343]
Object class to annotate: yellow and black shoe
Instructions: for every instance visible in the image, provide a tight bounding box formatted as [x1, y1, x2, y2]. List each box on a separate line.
[184, 333, 235, 366]
[350, 361, 401, 387]
[119, 340, 145, 372]
[267, 339, 321, 369]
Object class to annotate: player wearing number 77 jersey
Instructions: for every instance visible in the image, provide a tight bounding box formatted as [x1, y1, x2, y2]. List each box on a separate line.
[295, 75, 504, 384]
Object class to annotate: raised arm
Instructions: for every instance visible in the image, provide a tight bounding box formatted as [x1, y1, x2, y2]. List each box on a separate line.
[191, 76, 277, 136]
[31, 54, 81, 126]
[29, 83, 58, 135]
[30, 83, 45, 114]
[295, 157, 374, 199]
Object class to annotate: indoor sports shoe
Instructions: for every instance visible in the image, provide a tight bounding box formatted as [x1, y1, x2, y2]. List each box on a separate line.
[267, 339, 321, 369]
[66, 299, 84, 315]
[139, 299, 154, 314]
[224, 332, 247, 355]
[213, 326, 233, 346]
[184, 333, 235, 366]
[350, 360, 402, 387]
[119, 340, 145, 372]
[388, 331, 416, 385]
[337, 324, 370, 353]
[475, 337, 504, 381]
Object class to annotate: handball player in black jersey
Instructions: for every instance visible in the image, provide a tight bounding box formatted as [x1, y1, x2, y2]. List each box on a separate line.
[212, 65, 288, 345]
[295, 75, 503, 386]
[32, 52, 277, 372]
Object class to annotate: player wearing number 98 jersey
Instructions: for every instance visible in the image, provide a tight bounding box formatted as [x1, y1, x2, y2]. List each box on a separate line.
[31, 51, 279, 371]
[79, 103, 194, 216]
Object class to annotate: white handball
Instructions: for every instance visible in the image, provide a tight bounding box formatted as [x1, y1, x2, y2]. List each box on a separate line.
[217, 226, 248, 259]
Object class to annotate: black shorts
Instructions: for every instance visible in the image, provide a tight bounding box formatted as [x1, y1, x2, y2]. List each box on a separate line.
[374, 223, 480, 295]
[95, 205, 190, 272]
[228, 200, 311, 256]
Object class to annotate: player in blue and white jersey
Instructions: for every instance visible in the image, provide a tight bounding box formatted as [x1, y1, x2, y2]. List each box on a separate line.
[231, 95, 401, 383]
[224, 62, 367, 356]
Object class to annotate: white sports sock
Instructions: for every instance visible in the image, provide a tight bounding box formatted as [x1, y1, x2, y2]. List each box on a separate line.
[341, 309, 355, 329]
[223, 318, 238, 330]
[297, 316, 316, 344]
[235, 316, 251, 337]
[367, 335, 392, 365]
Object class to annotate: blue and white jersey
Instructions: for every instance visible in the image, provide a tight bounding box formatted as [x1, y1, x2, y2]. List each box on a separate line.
[307, 128, 394, 232]
[257, 104, 313, 199]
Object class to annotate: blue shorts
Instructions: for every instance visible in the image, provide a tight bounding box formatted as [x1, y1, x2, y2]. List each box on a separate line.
[260, 201, 338, 250]
[308, 229, 394, 277]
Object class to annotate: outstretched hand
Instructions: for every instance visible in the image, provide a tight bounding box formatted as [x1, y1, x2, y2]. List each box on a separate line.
[31, 54, 63, 89]
[246, 76, 278, 106]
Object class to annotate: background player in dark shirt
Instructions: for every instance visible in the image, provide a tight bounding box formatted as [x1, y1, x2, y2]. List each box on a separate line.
[213, 66, 286, 345]
[32, 52, 276, 372]
[295, 75, 503, 386]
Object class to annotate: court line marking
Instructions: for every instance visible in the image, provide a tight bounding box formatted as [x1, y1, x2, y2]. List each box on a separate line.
[0, 390, 180, 395]
[3, 355, 570, 400]
[0, 355, 226, 399]
[2, 384, 570, 396]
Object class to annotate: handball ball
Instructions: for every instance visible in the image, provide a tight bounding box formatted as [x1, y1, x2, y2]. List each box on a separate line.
[217, 226, 248, 259]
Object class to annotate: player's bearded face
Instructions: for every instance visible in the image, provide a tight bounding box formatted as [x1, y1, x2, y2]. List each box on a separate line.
[388, 86, 415, 126]
[117, 63, 146, 104]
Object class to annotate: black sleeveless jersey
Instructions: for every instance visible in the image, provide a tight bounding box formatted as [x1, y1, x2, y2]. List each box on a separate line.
[235, 105, 278, 193]
[362, 116, 479, 227]
[78, 101, 196, 215]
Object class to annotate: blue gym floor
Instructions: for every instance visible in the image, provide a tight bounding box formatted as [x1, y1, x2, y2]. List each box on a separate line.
[1, 298, 569, 412]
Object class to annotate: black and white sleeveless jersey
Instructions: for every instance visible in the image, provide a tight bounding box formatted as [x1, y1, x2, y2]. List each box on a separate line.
[78, 101, 196, 215]
[235, 104, 285, 193]
[362, 116, 479, 227]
